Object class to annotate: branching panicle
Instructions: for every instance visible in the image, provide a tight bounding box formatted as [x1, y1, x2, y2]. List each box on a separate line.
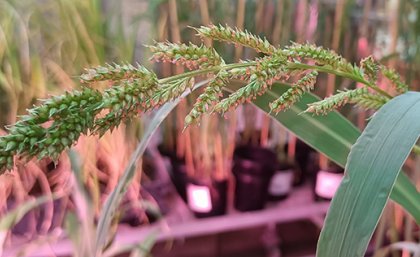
[80, 63, 155, 84]
[196, 24, 276, 54]
[270, 71, 318, 113]
[360, 56, 379, 84]
[0, 67, 160, 171]
[380, 66, 409, 93]
[284, 43, 354, 73]
[352, 93, 389, 110]
[28, 89, 101, 122]
[214, 55, 287, 113]
[0, 88, 103, 171]
[185, 71, 228, 126]
[149, 42, 223, 69]
[306, 87, 369, 115]
[147, 78, 195, 111]
[0, 25, 409, 173]
[95, 78, 159, 135]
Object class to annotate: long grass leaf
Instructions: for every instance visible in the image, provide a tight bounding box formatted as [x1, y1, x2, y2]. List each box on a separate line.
[95, 104, 177, 254]
[240, 83, 420, 221]
[95, 80, 208, 254]
[317, 92, 420, 257]
[68, 150, 96, 256]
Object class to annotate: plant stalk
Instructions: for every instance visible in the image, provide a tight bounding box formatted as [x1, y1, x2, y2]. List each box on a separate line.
[287, 63, 393, 98]
[159, 61, 394, 100]
[158, 62, 256, 84]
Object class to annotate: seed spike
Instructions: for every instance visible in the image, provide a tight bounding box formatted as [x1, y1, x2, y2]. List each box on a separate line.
[306, 87, 369, 115]
[196, 24, 276, 54]
[270, 71, 318, 113]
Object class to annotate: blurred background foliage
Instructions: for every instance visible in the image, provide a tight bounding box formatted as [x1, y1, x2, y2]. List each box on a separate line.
[0, 0, 146, 238]
[0, 0, 139, 126]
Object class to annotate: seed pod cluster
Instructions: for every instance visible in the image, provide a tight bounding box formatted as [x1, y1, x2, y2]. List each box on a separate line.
[380, 66, 408, 93]
[95, 76, 159, 135]
[270, 71, 318, 113]
[0, 88, 102, 172]
[214, 55, 287, 113]
[306, 87, 369, 115]
[149, 42, 223, 69]
[80, 63, 154, 84]
[185, 71, 228, 125]
[360, 56, 379, 84]
[285, 43, 354, 73]
[196, 24, 276, 54]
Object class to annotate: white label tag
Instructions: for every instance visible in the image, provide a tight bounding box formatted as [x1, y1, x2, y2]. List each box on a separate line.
[269, 170, 293, 195]
[315, 170, 343, 199]
[186, 184, 212, 213]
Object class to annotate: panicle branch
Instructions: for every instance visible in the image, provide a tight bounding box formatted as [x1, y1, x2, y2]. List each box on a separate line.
[0, 24, 409, 173]
[149, 42, 223, 70]
[214, 53, 287, 113]
[94, 76, 159, 136]
[185, 70, 229, 126]
[380, 66, 409, 93]
[284, 43, 355, 74]
[80, 63, 154, 84]
[306, 87, 369, 115]
[360, 56, 379, 84]
[196, 24, 276, 54]
[0, 88, 103, 171]
[270, 71, 318, 113]
[352, 93, 389, 110]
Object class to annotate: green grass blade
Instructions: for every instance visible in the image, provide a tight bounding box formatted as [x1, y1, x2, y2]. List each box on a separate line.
[252, 83, 360, 166]
[95, 80, 208, 254]
[316, 92, 420, 257]
[95, 101, 181, 254]
[68, 150, 96, 256]
[390, 171, 420, 223]
[246, 83, 420, 221]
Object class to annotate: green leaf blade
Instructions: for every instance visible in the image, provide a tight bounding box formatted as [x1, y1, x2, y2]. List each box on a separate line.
[95, 100, 181, 253]
[253, 84, 360, 166]
[245, 83, 420, 223]
[390, 173, 420, 223]
[95, 80, 208, 254]
[316, 92, 420, 257]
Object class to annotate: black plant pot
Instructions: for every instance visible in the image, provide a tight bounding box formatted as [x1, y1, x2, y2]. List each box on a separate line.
[170, 158, 189, 202]
[232, 146, 277, 211]
[186, 177, 228, 218]
[157, 145, 189, 202]
[284, 140, 317, 186]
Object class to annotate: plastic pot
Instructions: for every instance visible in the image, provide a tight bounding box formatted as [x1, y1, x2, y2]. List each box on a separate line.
[170, 158, 188, 202]
[157, 145, 189, 202]
[186, 177, 228, 218]
[232, 146, 277, 211]
[284, 140, 317, 186]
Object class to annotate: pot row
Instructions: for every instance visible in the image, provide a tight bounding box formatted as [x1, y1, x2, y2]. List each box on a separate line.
[167, 146, 344, 218]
